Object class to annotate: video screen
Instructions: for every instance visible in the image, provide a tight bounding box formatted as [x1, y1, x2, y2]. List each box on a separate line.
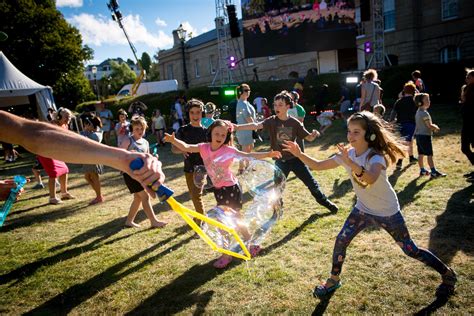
[242, 0, 356, 58]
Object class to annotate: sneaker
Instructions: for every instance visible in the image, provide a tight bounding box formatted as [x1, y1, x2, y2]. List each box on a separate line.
[409, 156, 418, 163]
[49, 197, 63, 205]
[430, 170, 447, 178]
[61, 192, 76, 200]
[319, 199, 339, 213]
[463, 171, 474, 178]
[313, 278, 342, 298]
[396, 159, 403, 170]
[32, 183, 45, 189]
[419, 169, 430, 176]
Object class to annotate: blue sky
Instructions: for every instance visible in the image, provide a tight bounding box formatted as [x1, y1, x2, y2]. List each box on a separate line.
[56, 0, 242, 65]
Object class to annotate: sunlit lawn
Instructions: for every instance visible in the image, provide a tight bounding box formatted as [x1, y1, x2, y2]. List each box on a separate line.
[0, 104, 472, 314]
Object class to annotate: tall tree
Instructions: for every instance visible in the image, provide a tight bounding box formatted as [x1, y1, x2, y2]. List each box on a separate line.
[140, 52, 152, 73]
[0, 0, 94, 107]
[109, 60, 137, 93]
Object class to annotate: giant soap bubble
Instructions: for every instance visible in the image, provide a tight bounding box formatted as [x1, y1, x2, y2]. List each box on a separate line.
[199, 155, 286, 256]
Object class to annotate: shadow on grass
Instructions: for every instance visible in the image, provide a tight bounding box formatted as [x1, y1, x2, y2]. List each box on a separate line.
[327, 178, 352, 200]
[0, 217, 148, 286]
[126, 212, 333, 314]
[312, 291, 336, 316]
[397, 176, 430, 210]
[24, 231, 194, 315]
[414, 296, 449, 316]
[428, 184, 474, 265]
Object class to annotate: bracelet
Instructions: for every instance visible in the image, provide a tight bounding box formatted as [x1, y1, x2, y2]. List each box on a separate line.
[355, 166, 365, 177]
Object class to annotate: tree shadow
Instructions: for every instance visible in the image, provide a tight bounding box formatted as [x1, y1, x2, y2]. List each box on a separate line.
[127, 212, 332, 314]
[24, 233, 194, 315]
[0, 220, 150, 286]
[428, 184, 474, 265]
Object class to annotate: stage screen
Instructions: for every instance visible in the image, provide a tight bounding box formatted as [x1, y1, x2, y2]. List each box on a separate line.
[242, 0, 357, 58]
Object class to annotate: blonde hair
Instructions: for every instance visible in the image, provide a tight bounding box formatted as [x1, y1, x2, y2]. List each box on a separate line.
[130, 115, 148, 130]
[348, 111, 406, 165]
[363, 69, 378, 81]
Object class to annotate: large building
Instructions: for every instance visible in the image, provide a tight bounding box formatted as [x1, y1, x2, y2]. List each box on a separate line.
[158, 0, 474, 89]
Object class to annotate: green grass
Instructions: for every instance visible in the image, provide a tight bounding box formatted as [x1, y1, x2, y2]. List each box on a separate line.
[1, 104, 473, 314]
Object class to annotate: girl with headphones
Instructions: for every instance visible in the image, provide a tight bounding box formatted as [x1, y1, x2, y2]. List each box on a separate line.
[164, 119, 281, 269]
[114, 109, 130, 147]
[282, 111, 457, 300]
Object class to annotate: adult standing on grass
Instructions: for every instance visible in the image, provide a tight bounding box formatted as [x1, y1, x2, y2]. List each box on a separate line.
[460, 69, 474, 183]
[96, 102, 113, 145]
[360, 69, 381, 112]
[282, 111, 457, 300]
[235, 83, 257, 173]
[0, 110, 166, 200]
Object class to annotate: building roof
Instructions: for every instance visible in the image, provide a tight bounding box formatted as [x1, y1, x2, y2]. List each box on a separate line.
[185, 20, 242, 48]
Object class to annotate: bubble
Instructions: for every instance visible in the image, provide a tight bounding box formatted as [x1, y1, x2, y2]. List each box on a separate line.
[200, 155, 286, 256]
[256, 113, 265, 122]
[193, 165, 214, 190]
[222, 104, 229, 112]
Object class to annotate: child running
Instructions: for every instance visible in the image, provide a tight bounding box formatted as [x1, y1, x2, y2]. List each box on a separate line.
[164, 119, 282, 268]
[120, 116, 167, 228]
[234, 91, 338, 213]
[80, 114, 105, 205]
[282, 111, 457, 299]
[414, 93, 446, 178]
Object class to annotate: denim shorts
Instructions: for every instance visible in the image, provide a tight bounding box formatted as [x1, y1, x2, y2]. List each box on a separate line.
[415, 134, 433, 156]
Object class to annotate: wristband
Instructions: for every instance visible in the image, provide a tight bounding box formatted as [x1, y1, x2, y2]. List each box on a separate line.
[355, 166, 365, 177]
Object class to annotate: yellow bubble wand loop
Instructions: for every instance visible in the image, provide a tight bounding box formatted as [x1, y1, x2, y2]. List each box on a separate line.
[130, 159, 251, 260]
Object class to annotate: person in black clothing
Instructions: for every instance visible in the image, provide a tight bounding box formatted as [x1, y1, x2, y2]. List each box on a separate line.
[389, 82, 418, 169]
[314, 84, 329, 115]
[172, 99, 208, 221]
[461, 69, 474, 182]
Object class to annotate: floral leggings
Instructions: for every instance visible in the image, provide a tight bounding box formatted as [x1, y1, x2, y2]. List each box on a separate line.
[330, 208, 449, 276]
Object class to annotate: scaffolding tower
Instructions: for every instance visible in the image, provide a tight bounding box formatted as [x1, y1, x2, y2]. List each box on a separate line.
[371, 0, 385, 69]
[211, 0, 246, 86]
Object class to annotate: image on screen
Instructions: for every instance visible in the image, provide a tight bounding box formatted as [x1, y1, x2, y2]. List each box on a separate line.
[242, 0, 357, 58]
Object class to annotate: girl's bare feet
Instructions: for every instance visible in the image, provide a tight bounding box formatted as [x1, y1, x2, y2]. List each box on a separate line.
[151, 221, 167, 228]
[125, 221, 141, 228]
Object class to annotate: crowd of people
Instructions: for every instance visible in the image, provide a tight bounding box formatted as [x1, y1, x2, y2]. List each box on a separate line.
[1, 67, 472, 301]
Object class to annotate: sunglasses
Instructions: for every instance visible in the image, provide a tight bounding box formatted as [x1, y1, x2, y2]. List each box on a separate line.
[244, 89, 251, 92]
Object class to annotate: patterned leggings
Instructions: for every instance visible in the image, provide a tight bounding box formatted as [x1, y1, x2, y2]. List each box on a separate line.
[331, 208, 449, 276]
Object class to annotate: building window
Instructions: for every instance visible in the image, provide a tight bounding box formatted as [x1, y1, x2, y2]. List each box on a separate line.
[268, 56, 276, 61]
[442, 0, 458, 20]
[355, 6, 365, 37]
[383, 0, 395, 31]
[167, 64, 174, 80]
[209, 55, 216, 74]
[247, 58, 254, 66]
[194, 59, 200, 78]
[440, 46, 460, 63]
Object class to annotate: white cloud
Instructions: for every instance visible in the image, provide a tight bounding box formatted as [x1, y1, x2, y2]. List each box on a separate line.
[56, 0, 83, 7]
[67, 13, 173, 50]
[180, 21, 201, 39]
[155, 17, 167, 27]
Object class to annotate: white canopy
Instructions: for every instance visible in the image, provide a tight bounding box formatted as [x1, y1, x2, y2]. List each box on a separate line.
[0, 51, 56, 120]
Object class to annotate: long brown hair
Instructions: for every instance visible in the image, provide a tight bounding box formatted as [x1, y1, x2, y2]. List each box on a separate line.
[348, 111, 406, 165]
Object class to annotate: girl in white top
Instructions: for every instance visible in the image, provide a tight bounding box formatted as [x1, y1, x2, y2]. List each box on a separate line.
[282, 111, 457, 299]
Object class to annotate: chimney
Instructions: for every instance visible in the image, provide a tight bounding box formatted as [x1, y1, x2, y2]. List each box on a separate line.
[172, 29, 180, 48]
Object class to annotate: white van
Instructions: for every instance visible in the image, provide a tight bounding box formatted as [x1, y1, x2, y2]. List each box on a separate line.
[117, 80, 178, 98]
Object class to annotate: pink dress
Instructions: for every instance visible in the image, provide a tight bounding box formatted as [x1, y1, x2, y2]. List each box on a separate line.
[198, 143, 238, 189]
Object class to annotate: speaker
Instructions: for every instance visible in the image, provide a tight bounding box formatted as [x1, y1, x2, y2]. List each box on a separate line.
[227, 5, 240, 38]
[360, 0, 371, 22]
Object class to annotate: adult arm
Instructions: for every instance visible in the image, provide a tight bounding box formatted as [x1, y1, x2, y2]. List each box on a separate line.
[0, 111, 165, 197]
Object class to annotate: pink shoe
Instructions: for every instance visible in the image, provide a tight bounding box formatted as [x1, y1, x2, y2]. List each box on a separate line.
[249, 245, 262, 257]
[89, 196, 104, 205]
[213, 255, 233, 269]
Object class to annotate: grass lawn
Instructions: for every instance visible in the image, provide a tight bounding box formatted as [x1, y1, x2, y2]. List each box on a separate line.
[0, 104, 473, 314]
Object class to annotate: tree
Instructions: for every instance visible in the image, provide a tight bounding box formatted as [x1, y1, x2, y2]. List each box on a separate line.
[109, 60, 137, 93]
[0, 0, 94, 108]
[140, 52, 152, 73]
[147, 63, 161, 81]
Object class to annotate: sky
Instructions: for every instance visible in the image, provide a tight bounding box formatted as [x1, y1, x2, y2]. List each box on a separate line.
[56, 0, 242, 65]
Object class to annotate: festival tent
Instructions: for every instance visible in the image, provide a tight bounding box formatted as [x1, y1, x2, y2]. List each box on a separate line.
[0, 51, 56, 121]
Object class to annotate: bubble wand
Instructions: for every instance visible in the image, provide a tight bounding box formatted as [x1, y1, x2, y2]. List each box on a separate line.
[130, 159, 252, 260]
[0, 175, 28, 227]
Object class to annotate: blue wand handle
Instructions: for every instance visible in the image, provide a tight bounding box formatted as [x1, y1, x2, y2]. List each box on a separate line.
[0, 175, 28, 227]
[129, 158, 174, 200]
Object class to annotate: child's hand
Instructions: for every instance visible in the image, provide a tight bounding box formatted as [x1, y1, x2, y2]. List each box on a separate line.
[268, 150, 282, 159]
[336, 143, 351, 165]
[232, 123, 239, 131]
[311, 129, 321, 138]
[282, 140, 302, 157]
[432, 124, 440, 132]
[163, 132, 175, 143]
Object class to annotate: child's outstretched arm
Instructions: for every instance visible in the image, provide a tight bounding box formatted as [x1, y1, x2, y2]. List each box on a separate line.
[163, 132, 200, 153]
[237, 149, 282, 160]
[336, 144, 383, 184]
[304, 129, 321, 142]
[282, 140, 338, 170]
[233, 121, 263, 131]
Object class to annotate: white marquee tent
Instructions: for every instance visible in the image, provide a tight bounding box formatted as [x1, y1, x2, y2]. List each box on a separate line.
[0, 51, 56, 121]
